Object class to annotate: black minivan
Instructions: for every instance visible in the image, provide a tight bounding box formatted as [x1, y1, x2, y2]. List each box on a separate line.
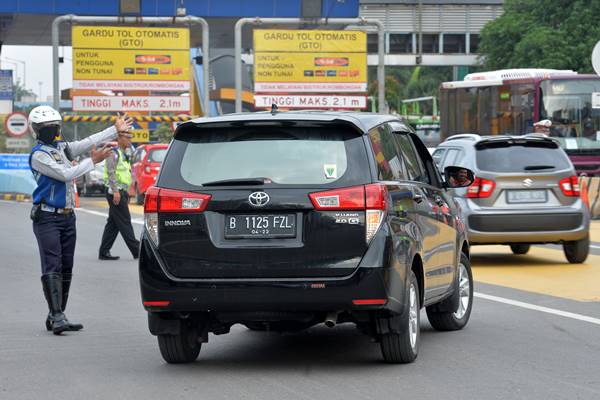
[139, 111, 474, 364]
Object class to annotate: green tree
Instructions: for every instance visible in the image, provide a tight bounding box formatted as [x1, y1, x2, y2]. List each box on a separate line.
[153, 123, 174, 143]
[13, 80, 36, 102]
[478, 0, 600, 72]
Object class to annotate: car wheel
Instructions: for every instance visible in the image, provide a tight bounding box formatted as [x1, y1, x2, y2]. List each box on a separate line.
[426, 253, 473, 331]
[136, 186, 144, 205]
[157, 319, 201, 364]
[563, 234, 589, 264]
[510, 244, 530, 255]
[379, 270, 419, 364]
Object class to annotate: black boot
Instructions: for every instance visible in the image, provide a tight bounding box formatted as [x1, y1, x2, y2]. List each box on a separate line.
[41, 273, 70, 335]
[61, 273, 83, 331]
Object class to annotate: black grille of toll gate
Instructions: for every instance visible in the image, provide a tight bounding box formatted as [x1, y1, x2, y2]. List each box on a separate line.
[302, 0, 322, 18]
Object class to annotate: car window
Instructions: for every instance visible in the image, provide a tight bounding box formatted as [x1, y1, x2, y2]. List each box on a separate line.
[368, 125, 406, 181]
[432, 148, 446, 167]
[442, 148, 461, 168]
[163, 125, 371, 188]
[476, 142, 571, 172]
[148, 148, 167, 163]
[395, 133, 429, 184]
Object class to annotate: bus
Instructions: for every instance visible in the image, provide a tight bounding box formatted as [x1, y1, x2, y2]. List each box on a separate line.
[439, 69, 600, 175]
[400, 96, 441, 149]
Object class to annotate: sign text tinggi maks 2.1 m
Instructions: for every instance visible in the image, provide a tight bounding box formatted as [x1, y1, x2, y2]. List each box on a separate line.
[253, 29, 367, 110]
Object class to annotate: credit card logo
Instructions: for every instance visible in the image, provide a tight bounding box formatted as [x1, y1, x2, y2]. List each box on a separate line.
[135, 55, 172, 64]
[314, 57, 349, 67]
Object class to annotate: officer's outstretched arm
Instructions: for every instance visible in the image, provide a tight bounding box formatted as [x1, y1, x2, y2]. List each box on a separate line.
[31, 151, 95, 182]
[68, 126, 118, 158]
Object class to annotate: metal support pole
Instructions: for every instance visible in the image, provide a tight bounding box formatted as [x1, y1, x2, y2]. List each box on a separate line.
[234, 17, 386, 114]
[52, 15, 210, 115]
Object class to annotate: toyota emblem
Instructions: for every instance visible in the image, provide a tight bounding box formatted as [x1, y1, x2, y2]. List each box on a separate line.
[248, 191, 270, 207]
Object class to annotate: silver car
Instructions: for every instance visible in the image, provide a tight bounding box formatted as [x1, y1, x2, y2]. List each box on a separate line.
[433, 134, 590, 263]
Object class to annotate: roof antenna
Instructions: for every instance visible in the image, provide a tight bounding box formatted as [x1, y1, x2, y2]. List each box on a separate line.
[271, 103, 279, 115]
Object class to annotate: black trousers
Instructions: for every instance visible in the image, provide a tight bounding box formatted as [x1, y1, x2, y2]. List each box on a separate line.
[33, 212, 76, 275]
[99, 190, 140, 257]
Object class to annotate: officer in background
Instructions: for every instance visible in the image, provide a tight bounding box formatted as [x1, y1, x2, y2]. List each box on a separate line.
[98, 131, 140, 260]
[29, 106, 133, 335]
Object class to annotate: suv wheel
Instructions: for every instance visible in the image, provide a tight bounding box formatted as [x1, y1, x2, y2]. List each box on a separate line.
[563, 235, 589, 264]
[426, 253, 473, 331]
[510, 244, 530, 255]
[157, 319, 201, 364]
[379, 270, 419, 364]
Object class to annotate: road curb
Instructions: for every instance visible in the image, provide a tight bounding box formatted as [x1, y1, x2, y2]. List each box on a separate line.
[1, 193, 31, 202]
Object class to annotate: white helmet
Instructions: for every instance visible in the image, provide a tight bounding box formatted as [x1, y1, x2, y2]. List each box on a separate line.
[29, 106, 62, 140]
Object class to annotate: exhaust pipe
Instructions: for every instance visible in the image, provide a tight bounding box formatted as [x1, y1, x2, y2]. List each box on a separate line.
[324, 312, 338, 328]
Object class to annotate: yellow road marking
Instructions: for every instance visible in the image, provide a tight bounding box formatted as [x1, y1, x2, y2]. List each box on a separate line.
[472, 245, 600, 302]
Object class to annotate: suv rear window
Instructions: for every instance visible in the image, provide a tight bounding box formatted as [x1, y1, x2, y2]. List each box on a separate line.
[475, 142, 571, 172]
[160, 125, 370, 188]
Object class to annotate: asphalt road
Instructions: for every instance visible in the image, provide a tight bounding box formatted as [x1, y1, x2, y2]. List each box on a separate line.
[1, 199, 600, 400]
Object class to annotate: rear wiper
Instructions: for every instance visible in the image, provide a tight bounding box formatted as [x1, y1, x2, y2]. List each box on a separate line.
[524, 165, 555, 171]
[202, 177, 272, 186]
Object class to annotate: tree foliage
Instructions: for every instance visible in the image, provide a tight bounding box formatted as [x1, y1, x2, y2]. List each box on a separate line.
[478, 0, 600, 72]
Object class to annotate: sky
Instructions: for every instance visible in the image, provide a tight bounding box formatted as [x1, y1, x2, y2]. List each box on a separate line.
[1, 45, 74, 101]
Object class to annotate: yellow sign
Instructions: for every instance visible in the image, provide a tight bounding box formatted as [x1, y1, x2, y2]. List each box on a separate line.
[72, 26, 190, 83]
[253, 29, 367, 92]
[129, 129, 150, 143]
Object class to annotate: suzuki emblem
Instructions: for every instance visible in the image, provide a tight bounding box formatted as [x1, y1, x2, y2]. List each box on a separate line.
[522, 178, 533, 187]
[248, 191, 270, 207]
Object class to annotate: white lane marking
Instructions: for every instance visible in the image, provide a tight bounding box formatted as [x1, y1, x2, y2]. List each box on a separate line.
[475, 292, 600, 326]
[78, 207, 144, 225]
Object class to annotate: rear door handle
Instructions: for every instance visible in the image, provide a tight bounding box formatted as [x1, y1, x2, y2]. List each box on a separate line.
[412, 193, 424, 203]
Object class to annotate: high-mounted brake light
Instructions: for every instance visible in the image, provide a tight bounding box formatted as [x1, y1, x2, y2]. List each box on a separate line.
[143, 301, 171, 307]
[308, 184, 388, 244]
[467, 177, 496, 198]
[559, 176, 580, 197]
[352, 299, 387, 305]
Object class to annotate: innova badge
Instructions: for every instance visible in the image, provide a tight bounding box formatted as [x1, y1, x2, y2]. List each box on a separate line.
[248, 191, 270, 207]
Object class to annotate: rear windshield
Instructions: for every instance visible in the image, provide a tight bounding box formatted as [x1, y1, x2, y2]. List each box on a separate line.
[148, 149, 166, 163]
[159, 125, 370, 188]
[476, 142, 572, 172]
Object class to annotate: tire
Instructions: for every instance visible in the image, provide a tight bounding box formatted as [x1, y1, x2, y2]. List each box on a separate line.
[510, 244, 530, 255]
[157, 320, 201, 364]
[426, 253, 473, 331]
[563, 235, 590, 264]
[379, 270, 420, 364]
[135, 186, 144, 205]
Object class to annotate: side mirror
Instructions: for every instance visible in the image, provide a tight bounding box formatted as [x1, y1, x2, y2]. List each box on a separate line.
[444, 166, 475, 188]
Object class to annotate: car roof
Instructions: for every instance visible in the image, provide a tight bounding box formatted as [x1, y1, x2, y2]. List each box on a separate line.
[182, 111, 402, 134]
[440, 134, 560, 148]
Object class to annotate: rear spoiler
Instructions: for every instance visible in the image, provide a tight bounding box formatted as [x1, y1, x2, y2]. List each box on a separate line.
[475, 135, 560, 149]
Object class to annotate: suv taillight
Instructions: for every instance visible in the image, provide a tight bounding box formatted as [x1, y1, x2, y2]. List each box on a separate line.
[467, 177, 496, 198]
[309, 184, 387, 244]
[559, 176, 580, 197]
[143, 187, 212, 246]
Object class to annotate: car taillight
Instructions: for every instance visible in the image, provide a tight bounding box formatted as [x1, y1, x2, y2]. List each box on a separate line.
[559, 176, 580, 197]
[467, 177, 495, 198]
[308, 184, 387, 244]
[158, 188, 211, 213]
[145, 166, 152, 173]
[143, 187, 211, 246]
[308, 185, 365, 210]
[144, 186, 160, 246]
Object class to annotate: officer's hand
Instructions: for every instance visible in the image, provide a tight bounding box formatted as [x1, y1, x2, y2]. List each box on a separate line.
[113, 191, 121, 205]
[115, 113, 134, 133]
[91, 145, 112, 164]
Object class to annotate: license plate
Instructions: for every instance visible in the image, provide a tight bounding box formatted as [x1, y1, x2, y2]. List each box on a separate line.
[506, 190, 547, 204]
[225, 214, 296, 239]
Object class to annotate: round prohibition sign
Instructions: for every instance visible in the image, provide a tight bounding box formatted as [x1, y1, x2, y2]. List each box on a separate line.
[4, 112, 29, 137]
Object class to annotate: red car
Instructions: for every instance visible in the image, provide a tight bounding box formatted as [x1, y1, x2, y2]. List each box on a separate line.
[130, 144, 169, 204]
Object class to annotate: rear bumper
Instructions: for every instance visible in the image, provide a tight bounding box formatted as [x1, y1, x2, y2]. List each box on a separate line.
[461, 200, 590, 244]
[138, 231, 405, 315]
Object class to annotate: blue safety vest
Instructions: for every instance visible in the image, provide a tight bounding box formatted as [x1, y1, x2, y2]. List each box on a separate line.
[29, 143, 68, 208]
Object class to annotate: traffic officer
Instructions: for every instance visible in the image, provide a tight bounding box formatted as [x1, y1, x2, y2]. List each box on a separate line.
[98, 131, 140, 260]
[29, 105, 133, 335]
